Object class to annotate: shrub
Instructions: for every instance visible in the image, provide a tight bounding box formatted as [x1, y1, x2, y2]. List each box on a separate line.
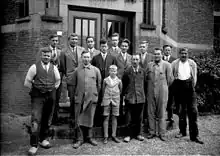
[192, 51, 220, 114]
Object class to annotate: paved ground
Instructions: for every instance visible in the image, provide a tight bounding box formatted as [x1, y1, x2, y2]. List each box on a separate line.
[1, 114, 220, 155]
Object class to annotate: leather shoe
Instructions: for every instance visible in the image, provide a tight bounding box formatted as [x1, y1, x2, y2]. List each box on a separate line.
[103, 137, 108, 144]
[159, 135, 167, 141]
[123, 136, 131, 143]
[87, 138, 98, 146]
[191, 137, 204, 144]
[72, 140, 83, 149]
[147, 134, 156, 139]
[136, 135, 144, 141]
[112, 136, 120, 143]
[175, 132, 187, 138]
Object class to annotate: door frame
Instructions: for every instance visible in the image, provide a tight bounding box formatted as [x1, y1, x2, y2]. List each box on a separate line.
[68, 5, 135, 53]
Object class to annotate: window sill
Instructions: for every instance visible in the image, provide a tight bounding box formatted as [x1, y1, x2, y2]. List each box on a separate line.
[140, 23, 156, 30]
[15, 16, 31, 23]
[162, 26, 168, 34]
[41, 15, 63, 23]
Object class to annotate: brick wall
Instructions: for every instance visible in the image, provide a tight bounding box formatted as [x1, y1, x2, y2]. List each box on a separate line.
[164, 0, 179, 41]
[178, 0, 214, 44]
[2, 0, 18, 25]
[1, 29, 64, 115]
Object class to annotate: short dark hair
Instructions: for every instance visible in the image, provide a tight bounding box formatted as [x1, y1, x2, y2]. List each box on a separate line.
[163, 44, 172, 49]
[68, 33, 78, 40]
[100, 38, 107, 45]
[112, 33, 119, 38]
[132, 53, 140, 59]
[81, 50, 90, 56]
[179, 47, 188, 53]
[139, 40, 149, 45]
[154, 47, 163, 52]
[40, 47, 52, 53]
[86, 36, 95, 42]
[121, 38, 130, 46]
[49, 34, 58, 40]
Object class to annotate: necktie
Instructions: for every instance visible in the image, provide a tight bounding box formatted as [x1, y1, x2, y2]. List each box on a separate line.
[103, 54, 106, 60]
[44, 64, 48, 72]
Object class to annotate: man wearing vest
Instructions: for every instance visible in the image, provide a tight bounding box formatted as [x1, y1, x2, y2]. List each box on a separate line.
[24, 47, 61, 155]
[172, 48, 203, 144]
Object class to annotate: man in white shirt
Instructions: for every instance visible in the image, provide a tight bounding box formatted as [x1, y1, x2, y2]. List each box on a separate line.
[171, 47, 203, 144]
[86, 36, 100, 58]
[24, 47, 60, 155]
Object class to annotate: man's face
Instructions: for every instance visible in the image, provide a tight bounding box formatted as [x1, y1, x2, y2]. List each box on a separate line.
[69, 36, 78, 47]
[131, 55, 140, 68]
[120, 42, 129, 53]
[139, 43, 148, 54]
[154, 50, 162, 62]
[163, 46, 172, 56]
[100, 43, 108, 54]
[111, 36, 119, 47]
[41, 52, 52, 64]
[82, 52, 91, 65]
[180, 50, 188, 62]
[87, 38, 95, 49]
[50, 37, 59, 48]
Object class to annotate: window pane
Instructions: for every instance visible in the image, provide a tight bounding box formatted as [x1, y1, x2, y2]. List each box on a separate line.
[82, 19, 88, 47]
[75, 18, 81, 36]
[107, 21, 112, 38]
[114, 22, 119, 34]
[89, 20, 95, 37]
[120, 22, 125, 38]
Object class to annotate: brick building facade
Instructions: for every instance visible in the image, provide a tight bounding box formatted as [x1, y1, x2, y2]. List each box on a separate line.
[1, 0, 219, 115]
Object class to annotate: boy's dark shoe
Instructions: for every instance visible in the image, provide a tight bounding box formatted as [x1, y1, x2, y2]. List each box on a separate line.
[103, 137, 108, 144]
[112, 136, 120, 143]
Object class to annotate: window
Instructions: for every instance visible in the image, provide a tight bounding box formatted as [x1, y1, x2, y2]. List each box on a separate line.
[74, 18, 97, 47]
[19, 0, 29, 18]
[141, 0, 155, 30]
[106, 21, 126, 39]
[161, 0, 168, 34]
[45, 0, 59, 16]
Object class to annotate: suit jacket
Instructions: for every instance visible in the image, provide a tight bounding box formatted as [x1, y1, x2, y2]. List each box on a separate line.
[108, 47, 121, 57]
[139, 52, 154, 69]
[87, 48, 100, 59]
[91, 52, 117, 79]
[71, 64, 101, 127]
[162, 55, 176, 63]
[146, 60, 173, 105]
[171, 58, 197, 87]
[122, 66, 147, 104]
[116, 52, 132, 79]
[60, 45, 85, 85]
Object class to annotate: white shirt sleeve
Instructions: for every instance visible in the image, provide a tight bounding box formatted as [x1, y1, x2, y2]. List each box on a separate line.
[24, 64, 37, 89]
[54, 65, 61, 89]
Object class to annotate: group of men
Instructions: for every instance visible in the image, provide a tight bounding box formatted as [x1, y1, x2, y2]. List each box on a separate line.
[24, 32, 203, 155]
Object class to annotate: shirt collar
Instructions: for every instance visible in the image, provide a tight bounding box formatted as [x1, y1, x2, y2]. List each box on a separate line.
[113, 46, 119, 50]
[132, 66, 139, 72]
[153, 60, 162, 66]
[50, 45, 56, 50]
[83, 64, 91, 69]
[41, 61, 50, 66]
[88, 47, 94, 52]
[121, 52, 126, 57]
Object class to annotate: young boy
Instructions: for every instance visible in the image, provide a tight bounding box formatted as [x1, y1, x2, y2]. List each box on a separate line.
[102, 65, 122, 144]
[24, 47, 60, 155]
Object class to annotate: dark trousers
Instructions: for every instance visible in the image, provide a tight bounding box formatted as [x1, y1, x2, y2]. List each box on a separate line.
[167, 84, 174, 120]
[67, 85, 75, 121]
[174, 79, 199, 139]
[75, 126, 93, 142]
[52, 82, 62, 124]
[30, 88, 56, 147]
[126, 103, 144, 137]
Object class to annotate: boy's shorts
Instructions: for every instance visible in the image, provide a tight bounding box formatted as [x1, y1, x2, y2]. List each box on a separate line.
[103, 103, 119, 116]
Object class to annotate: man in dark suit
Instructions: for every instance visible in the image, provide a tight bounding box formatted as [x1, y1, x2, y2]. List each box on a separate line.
[59, 33, 85, 126]
[91, 38, 117, 126]
[108, 33, 121, 57]
[162, 44, 176, 129]
[139, 40, 153, 69]
[86, 36, 100, 59]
